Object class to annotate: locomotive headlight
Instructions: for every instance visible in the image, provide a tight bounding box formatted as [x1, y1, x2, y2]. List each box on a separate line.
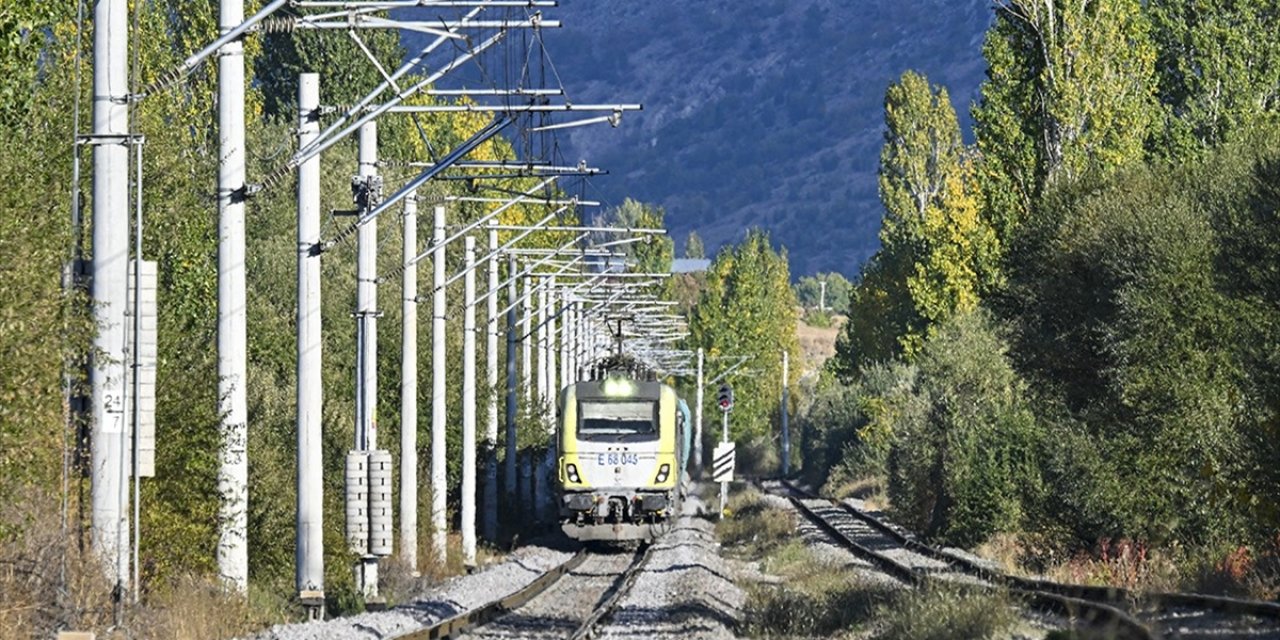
[602, 377, 635, 397]
[566, 463, 581, 484]
[654, 463, 671, 484]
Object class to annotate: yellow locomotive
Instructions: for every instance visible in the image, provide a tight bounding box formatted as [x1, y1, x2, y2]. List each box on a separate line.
[556, 374, 690, 541]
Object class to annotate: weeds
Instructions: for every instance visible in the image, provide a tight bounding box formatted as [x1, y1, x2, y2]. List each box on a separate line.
[874, 585, 1018, 640]
[716, 490, 793, 555]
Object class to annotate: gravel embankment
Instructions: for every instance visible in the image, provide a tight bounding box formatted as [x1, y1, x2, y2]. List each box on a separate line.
[453, 549, 640, 639]
[593, 493, 745, 639]
[244, 543, 575, 640]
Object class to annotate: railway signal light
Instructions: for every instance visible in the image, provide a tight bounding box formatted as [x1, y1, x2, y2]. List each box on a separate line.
[716, 384, 733, 411]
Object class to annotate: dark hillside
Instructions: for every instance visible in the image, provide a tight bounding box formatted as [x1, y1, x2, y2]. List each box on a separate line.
[406, 0, 992, 275]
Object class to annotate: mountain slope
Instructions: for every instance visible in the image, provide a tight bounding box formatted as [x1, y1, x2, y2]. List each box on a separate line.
[403, 0, 992, 275]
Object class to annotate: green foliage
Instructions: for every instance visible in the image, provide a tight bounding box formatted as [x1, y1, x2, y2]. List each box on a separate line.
[793, 271, 851, 311]
[688, 231, 800, 454]
[1147, 0, 1280, 155]
[833, 71, 1001, 375]
[682, 230, 705, 259]
[0, 3, 69, 126]
[596, 198, 674, 275]
[974, 0, 1158, 240]
[886, 310, 1042, 546]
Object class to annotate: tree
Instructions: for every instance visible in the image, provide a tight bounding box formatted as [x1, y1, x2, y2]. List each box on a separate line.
[683, 230, 705, 259]
[595, 199, 674, 275]
[973, 0, 1158, 240]
[834, 72, 1001, 373]
[794, 272, 851, 311]
[1147, 0, 1280, 155]
[687, 231, 800, 464]
[887, 310, 1042, 546]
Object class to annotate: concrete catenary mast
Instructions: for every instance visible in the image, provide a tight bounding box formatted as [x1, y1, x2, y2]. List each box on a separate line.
[91, 0, 131, 593]
[217, 0, 250, 593]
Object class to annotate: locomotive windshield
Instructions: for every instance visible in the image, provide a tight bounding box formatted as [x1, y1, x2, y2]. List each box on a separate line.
[578, 401, 657, 439]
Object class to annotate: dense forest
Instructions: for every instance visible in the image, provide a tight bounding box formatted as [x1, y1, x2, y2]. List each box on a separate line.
[806, 0, 1280, 593]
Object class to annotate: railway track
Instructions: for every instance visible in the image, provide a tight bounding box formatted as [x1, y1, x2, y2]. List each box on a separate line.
[390, 544, 653, 640]
[770, 479, 1280, 639]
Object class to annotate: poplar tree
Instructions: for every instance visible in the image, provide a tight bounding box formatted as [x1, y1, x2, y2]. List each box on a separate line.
[973, 0, 1158, 239]
[688, 231, 800, 446]
[836, 72, 1000, 374]
[1147, 0, 1280, 154]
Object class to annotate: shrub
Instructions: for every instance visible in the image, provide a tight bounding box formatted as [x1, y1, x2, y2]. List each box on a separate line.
[887, 310, 1043, 547]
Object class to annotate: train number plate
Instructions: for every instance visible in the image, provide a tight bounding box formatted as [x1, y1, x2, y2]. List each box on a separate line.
[596, 452, 639, 466]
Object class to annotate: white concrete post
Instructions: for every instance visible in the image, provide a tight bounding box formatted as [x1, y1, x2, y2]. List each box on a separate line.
[216, 0, 249, 594]
[295, 74, 325, 614]
[399, 194, 418, 575]
[695, 347, 704, 475]
[781, 349, 790, 477]
[484, 222, 499, 540]
[546, 277, 558, 406]
[353, 121, 379, 597]
[430, 205, 448, 563]
[90, 0, 131, 594]
[521, 278, 533, 408]
[461, 237, 477, 566]
[536, 281, 548, 413]
[504, 257, 519, 517]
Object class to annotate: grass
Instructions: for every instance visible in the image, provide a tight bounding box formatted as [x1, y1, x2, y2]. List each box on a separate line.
[874, 585, 1019, 640]
[0, 489, 288, 640]
[716, 490, 794, 555]
[823, 474, 890, 511]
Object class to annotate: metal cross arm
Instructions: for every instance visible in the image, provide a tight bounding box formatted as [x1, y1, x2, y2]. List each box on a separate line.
[404, 176, 560, 269]
[383, 103, 640, 114]
[433, 203, 572, 291]
[708, 355, 754, 386]
[295, 1, 558, 7]
[286, 18, 561, 37]
[487, 236, 593, 314]
[486, 224, 664, 235]
[295, 30, 505, 168]
[139, 0, 291, 98]
[346, 115, 515, 234]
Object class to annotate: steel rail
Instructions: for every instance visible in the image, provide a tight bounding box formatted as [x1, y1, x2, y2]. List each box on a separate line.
[388, 548, 591, 640]
[774, 481, 1154, 640]
[569, 543, 655, 640]
[780, 480, 1280, 622]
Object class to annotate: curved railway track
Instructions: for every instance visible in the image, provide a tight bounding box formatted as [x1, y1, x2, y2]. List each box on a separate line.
[771, 479, 1280, 639]
[390, 544, 653, 640]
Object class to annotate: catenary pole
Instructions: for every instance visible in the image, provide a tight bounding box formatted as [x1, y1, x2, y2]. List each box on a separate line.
[522, 277, 533, 407]
[461, 236, 477, 566]
[216, 0, 249, 594]
[504, 256, 519, 527]
[430, 205, 447, 562]
[91, 0, 131, 595]
[354, 121, 379, 596]
[781, 349, 790, 476]
[695, 347, 704, 475]
[484, 221, 499, 541]
[400, 193, 419, 575]
[296, 74, 325, 616]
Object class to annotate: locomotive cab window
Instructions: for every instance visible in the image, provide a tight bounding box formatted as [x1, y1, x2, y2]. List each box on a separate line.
[578, 401, 658, 440]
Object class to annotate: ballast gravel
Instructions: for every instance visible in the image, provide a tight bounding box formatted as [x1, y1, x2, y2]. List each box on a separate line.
[244, 543, 574, 640]
[593, 494, 745, 639]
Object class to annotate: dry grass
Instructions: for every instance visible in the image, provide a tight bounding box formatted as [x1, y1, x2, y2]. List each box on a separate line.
[874, 585, 1018, 640]
[0, 489, 285, 640]
[716, 490, 794, 554]
[824, 474, 890, 510]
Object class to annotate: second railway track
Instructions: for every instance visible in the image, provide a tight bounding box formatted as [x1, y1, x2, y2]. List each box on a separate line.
[768, 479, 1280, 639]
